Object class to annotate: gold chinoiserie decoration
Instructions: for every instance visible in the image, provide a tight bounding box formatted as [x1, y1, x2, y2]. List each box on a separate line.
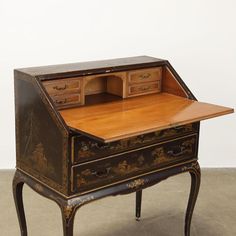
[127, 179, 146, 189]
[76, 137, 196, 189]
[76, 124, 195, 160]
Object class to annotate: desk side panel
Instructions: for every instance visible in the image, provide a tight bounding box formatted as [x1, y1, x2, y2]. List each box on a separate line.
[14, 71, 69, 195]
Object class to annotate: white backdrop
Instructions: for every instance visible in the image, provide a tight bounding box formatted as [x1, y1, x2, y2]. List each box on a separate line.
[0, 0, 235, 168]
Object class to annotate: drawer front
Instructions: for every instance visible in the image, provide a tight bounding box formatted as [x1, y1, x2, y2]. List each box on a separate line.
[71, 134, 198, 193]
[128, 68, 162, 84]
[52, 93, 81, 108]
[43, 78, 81, 95]
[128, 81, 161, 96]
[72, 123, 199, 164]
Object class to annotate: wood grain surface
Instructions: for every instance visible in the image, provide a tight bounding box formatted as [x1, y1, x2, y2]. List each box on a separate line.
[60, 93, 233, 143]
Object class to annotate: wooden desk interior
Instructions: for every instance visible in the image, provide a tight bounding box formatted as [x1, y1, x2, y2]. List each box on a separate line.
[60, 93, 233, 143]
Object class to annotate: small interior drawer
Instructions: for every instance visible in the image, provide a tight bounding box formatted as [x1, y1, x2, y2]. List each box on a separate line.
[128, 81, 161, 96]
[71, 134, 198, 194]
[43, 78, 81, 95]
[52, 93, 81, 108]
[127, 67, 162, 84]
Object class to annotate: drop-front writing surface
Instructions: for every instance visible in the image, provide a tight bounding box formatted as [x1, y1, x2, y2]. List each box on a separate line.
[59, 93, 233, 143]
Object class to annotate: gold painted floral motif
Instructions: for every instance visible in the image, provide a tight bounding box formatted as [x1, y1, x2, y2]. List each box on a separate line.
[182, 162, 200, 172]
[63, 205, 73, 219]
[127, 179, 145, 189]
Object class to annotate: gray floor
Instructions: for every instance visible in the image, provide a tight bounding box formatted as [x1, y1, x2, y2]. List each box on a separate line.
[1, 169, 236, 236]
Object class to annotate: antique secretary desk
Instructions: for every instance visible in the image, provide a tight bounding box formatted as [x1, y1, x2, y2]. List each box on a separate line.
[13, 56, 233, 236]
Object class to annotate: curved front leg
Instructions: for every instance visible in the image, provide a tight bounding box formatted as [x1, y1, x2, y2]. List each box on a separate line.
[60, 203, 80, 236]
[12, 171, 28, 236]
[184, 162, 201, 236]
[12, 170, 83, 236]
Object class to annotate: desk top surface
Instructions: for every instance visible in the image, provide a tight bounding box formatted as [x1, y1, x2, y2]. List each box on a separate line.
[60, 93, 233, 143]
[17, 56, 164, 78]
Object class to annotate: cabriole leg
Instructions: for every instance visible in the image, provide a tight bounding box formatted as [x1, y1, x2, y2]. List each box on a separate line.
[185, 163, 201, 236]
[61, 203, 79, 236]
[12, 171, 28, 236]
[12, 170, 84, 236]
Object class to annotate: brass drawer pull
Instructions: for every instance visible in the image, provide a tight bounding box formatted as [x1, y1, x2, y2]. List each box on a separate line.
[167, 145, 186, 157]
[139, 73, 151, 80]
[140, 86, 151, 91]
[91, 167, 111, 178]
[53, 85, 67, 90]
[55, 99, 67, 104]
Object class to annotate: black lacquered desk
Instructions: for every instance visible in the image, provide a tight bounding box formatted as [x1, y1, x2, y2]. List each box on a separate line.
[13, 56, 233, 235]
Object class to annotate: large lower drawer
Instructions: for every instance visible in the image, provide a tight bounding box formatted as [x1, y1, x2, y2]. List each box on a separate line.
[71, 123, 199, 164]
[71, 134, 198, 194]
